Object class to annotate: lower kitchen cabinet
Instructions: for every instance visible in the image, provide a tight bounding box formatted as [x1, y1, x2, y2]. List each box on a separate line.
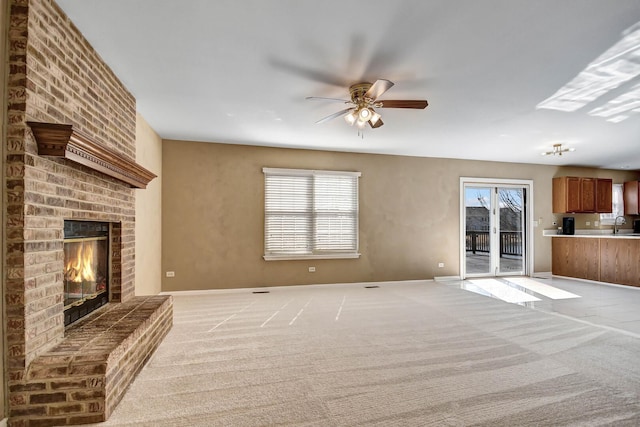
[551, 237, 600, 281]
[600, 238, 640, 286]
[552, 237, 640, 287]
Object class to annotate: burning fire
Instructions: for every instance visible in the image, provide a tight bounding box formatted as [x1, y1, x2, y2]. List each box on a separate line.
[65, 244, 96, 283]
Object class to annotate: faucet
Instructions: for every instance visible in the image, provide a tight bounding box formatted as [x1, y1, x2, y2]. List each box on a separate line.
[613, 216, 625, 234]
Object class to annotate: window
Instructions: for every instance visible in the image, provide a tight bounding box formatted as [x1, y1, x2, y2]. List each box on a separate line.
[263, 168, 360, 260]
[600, 183, 624, 225]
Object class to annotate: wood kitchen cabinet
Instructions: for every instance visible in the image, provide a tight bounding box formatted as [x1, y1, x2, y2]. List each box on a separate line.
[552, 238, 572, 277]
[596, 178, 613, 213]
[552, 236, 640, 287]
[551, 237, 600, 281]
[553, 177, 611, 213]
[624, 181, 639, 215]
[600, 238, 640, 286]
[553, 177, 580, 213]
[581, 178, 596, 212]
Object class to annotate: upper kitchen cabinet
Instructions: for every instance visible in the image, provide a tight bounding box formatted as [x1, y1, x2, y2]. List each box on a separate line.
[624, 181, 639, 215]
[553, 177, 612, 213]
[596, 178, 613, 213]
[553, 177, 581, 213]
[581, 178, 597, 212]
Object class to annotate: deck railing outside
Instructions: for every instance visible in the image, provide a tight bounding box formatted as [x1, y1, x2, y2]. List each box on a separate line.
[466, 231, 522, 257]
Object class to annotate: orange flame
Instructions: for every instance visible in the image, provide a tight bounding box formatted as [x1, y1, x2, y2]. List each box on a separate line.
[65, 243, 96, 283]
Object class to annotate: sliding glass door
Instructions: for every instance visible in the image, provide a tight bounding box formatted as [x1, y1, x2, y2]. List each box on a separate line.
[463, 182, 527, 277]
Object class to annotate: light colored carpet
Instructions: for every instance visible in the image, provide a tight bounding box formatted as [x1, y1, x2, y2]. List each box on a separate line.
[84, 281, 640, 426]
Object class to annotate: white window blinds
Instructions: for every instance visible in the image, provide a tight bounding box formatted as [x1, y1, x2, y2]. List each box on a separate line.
[600, 184, 625, 225]
[263, 168, 360, 260]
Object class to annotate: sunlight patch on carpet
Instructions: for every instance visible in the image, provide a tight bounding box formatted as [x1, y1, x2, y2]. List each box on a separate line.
[505, 277, 581, 300]
[468, 279, 541, 303]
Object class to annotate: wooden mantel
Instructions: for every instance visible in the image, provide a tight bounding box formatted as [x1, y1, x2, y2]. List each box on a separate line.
[27, 122, 157, 189]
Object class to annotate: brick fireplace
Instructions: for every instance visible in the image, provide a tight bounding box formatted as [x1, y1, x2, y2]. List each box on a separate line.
[4, 1, 172, 425]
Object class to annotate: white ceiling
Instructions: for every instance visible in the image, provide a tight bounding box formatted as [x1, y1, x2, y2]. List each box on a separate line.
[56, 0, 640, 170]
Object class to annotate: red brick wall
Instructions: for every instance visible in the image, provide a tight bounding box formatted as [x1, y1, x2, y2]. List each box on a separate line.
[5, 0, 138, 419]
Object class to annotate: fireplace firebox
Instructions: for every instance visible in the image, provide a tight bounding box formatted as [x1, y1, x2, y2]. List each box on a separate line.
[63, 220, 110, 326]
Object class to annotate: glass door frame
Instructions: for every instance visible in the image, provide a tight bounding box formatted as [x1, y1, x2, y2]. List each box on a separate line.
[459, 177, 534, 279]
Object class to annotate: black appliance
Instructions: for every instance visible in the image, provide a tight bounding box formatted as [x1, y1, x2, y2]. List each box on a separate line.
[634, 219, 640, 234]
[562, 217, 575, 235]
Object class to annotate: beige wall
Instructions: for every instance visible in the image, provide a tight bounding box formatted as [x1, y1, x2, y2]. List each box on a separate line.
[135, 113, 163, 295]
[161, 139, 639, 292]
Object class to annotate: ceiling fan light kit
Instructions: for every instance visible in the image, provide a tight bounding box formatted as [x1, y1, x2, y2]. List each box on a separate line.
[358, 107, 371, 121]
[369, 111, 381, 125]
[542, 143, 575, 156]
[344, 111, 357, 125]
[307, 79, 428, 135]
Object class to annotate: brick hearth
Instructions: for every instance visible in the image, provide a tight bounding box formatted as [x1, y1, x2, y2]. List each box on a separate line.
[4, 1, 172, 425]
[19, 296, 172, 425]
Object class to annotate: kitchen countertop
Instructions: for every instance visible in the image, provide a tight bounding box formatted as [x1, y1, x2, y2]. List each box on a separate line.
[543, 229, 640, 238]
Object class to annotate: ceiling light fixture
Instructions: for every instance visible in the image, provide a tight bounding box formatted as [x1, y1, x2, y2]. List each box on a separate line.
[309, 80, 427, 136]
[335, 82, 392, 135]
[358, 107, 371, 121]
[369, 111, 382, 126]
[541, 143, 575, 156]
[344, 110, 357, 126]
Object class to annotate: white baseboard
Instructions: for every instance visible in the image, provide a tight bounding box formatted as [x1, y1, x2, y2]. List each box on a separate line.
[434, 276, 462, 282]
[532, 271, 552, 279]
[160, 279, 434, 296]
[436, 274, 549, 282]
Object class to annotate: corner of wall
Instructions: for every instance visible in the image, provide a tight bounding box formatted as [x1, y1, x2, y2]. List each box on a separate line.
[135, 113, 162, 295]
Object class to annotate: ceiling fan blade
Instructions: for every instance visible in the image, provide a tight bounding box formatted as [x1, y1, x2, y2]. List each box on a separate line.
[305, 96, 351, 103]
[364, 79, 394, 101]
[315, 107, 354, 124]
[269, 58, 349, 87]
[379, 100, 428, 109]
[368, 118, 384, 129]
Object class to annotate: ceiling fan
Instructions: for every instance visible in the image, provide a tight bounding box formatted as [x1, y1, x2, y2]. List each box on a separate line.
[306, 79, 428, 130]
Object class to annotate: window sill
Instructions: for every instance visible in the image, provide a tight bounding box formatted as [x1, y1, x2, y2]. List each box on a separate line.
[263, 253, 361, 261]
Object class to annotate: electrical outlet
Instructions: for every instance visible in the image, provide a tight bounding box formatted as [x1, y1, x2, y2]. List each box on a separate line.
[586, 221, 590, 226]
[166, 271, 175, 278]
[594, 221, 599, 227]
[308, 267, 316, 273]
[438, 262, 445, 268]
